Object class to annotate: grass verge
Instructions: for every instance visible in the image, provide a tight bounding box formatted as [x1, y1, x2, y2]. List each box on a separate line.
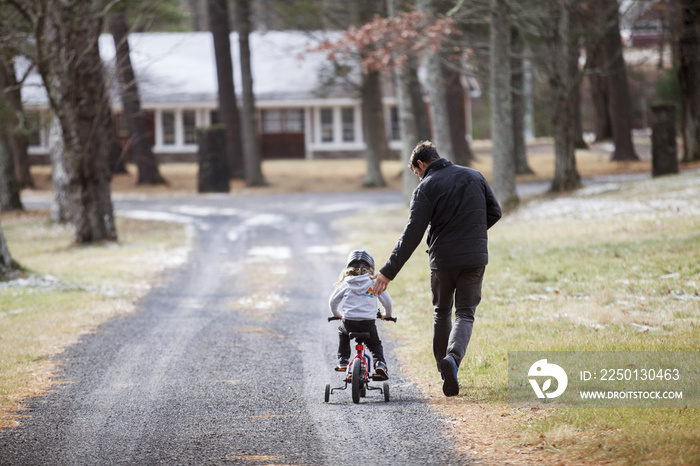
[337, 172, 700, 465]
[0, 211, 189, 429]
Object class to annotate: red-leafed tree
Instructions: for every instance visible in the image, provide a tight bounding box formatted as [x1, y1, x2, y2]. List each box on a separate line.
[314, 9, 460, 188]
[316, 11, 458, 77]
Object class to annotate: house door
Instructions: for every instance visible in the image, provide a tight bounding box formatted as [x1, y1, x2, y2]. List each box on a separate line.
[260, 108, 305, 159]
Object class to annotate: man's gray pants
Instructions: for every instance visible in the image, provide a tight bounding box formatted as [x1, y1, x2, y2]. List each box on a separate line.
[430, 266, 485, 368]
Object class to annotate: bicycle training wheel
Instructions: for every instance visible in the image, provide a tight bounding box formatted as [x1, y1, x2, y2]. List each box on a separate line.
[324, 383, 331, 403]
[351, 359, 362, 404]
[383, 381, 390, 402]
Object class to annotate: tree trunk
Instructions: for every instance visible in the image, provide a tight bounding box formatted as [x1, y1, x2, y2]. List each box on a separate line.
[395, 63, 421, 203]
[550, 0, 582, 192]
[361, 70, 388, 187]
[490, 0, 518, 207]
[0, 124, 22, 212]
[417, 0, 454, 162]
[49, 114, 71, 224]
[585, 0, 638, 159]
[0, 221, 19, 280]
[109, 5, 164, 183]
[511, 26, 533, 175]
[570, 31, 588, 150]
[0, 55, 34, 189]
[587, 50, 612, 142]
[442, 60, 473, 166]
[603, 3, 638, 161]
[678, 0, 700, 162]
[390, 0, 419, 202]
[35, 1, 117, 243]
[235, 0, 266, 186]
[208, 0, 245, 178]
[410, 65, 432, 143]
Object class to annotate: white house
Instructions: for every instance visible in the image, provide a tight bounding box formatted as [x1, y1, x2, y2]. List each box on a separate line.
[22, 31, 478, 162]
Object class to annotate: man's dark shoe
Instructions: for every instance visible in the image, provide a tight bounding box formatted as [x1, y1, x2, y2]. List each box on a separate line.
[336, 358, 349, 371]
[438, 355, 459, 396]
[374, 360, 389, 380]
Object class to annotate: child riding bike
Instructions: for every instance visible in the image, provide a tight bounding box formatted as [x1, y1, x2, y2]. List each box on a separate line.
[329, 250, 393, 380]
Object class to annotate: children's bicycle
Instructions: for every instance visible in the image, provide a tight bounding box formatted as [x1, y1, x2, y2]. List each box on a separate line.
[325, 313, 397, 404]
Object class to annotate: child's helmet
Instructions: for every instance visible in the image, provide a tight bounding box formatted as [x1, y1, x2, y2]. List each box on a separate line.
[346, 250, 374, 269]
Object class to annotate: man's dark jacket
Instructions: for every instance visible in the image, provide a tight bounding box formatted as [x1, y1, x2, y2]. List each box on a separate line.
[380, 158, 502, 280]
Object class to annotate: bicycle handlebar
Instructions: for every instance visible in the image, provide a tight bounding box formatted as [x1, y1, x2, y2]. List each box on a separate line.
[327, 315, 397, 323]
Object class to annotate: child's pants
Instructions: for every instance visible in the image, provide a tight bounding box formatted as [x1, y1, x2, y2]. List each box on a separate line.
[337, 319, 385, 364]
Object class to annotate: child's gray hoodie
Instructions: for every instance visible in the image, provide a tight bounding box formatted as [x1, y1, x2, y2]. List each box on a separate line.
[329, 273, 393, 321]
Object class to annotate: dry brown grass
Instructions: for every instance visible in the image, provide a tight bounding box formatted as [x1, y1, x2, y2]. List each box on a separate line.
[0, 213, 188, 430]
[23, 138, 698, 199]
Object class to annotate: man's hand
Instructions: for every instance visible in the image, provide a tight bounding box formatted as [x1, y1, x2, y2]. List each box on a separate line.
[372, 272, 391, 296]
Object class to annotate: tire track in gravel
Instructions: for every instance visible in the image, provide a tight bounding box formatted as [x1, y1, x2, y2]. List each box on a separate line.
[0, 191, 474, 465]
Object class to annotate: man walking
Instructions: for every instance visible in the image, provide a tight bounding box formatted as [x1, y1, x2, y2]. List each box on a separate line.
[373, 141, 501, 396]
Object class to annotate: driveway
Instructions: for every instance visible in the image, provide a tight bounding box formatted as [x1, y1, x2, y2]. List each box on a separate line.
[0, 191, 472, 465]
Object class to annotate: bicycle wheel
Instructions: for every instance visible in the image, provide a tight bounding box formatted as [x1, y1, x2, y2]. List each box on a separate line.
[324, 383, 331, 403]
[351, 359, 362, 404]
[383, 381, 390, 402]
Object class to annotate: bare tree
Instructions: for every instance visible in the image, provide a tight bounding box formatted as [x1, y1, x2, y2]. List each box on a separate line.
[0, 219, 19, 280]
[0, 117, 22, 212]
[208, 0, 244, 179]
[489, 0, 518, 206]
[8, 0, 117, 243]
[394, 61, 424, 202]
[0, 55, 33, 189]
[235, 0, 266, 186]
[602, 0, 638, 161]
[511, 26, 533, 174]
[678, 0, 700, 162]
[417, 0, 455, 162]
[361, 69, 389, 187]
[389, 0, 427, 202]
[48, 113, 71, 223]
[584, 0, 638, 160]
[0, 42, 23, 211]
[530, 0, 582, 191]
[442, 60, 473, 166]
[109, 2, 166, 184]
[587, 49, 612, 142]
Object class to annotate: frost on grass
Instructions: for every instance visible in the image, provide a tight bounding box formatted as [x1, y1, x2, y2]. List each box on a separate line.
[506, 173, 700, 224]
[492, 173, 700, 334]
[0, 274, 59, 289]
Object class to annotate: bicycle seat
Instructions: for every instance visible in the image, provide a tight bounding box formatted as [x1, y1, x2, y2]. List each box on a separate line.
[348, 332, 371, 343]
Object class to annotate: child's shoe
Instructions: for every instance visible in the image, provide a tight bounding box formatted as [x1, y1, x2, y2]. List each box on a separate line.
[374, 360, 389, 380]
[336, 358, 349, 371]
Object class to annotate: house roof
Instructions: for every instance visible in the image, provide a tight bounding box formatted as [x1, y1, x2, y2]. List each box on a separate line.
[21, 30, 354, 107]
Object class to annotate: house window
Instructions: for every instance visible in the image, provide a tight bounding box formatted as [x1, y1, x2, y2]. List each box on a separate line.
[262, 109, 305, 133]
[25, 112, 44, 147]
[28, 127, 41, 147]
[210, 110, 220, 125]
[262, 109, 283, 133]
[320, 108, 333, 142]
[390, 106, 401, 141]
[183, 110, 197, 144]
[162, 111, 175, 145]
[341, 107, 355, 142]
[286, 109, 304, 132]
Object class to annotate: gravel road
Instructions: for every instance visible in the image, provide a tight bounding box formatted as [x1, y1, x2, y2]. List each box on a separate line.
[1, 191, 473, 465]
